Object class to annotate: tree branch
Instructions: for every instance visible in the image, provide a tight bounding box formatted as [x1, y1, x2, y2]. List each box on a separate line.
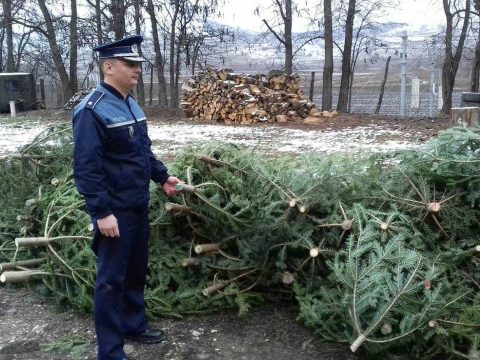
[293, 34, 324, 58]
[262, 18, 286, 45]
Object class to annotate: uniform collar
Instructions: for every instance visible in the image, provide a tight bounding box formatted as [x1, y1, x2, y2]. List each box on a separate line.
[100, 81, 131, 100]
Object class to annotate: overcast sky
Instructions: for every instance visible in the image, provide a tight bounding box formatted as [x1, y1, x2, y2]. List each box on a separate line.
[213, 0, 445, 32]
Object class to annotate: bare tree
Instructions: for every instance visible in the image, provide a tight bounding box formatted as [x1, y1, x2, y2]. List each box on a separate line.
[0, 30, 4, 72]
[322, 0, 333, 110]
[347, 1, 393, 112]
[337, 0, 356, 112]
[262, 0, 293, 75]
[1, 0, 15, 72]
[146, 0, 168, 106]
[110, 0, 126, 40]
[37, 0, 78, 101]
[442, 0, 471, 113]
[133, 0, 145, 105]
[470, 0, 480, 92]
[70, 0, 78, 93]
[168, 0, 181, 107]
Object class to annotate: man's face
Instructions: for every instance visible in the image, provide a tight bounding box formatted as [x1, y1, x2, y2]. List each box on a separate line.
[103, 58, 142, 90]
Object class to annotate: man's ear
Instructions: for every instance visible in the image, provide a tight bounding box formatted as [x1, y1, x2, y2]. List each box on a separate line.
[103, 60, 115, 75]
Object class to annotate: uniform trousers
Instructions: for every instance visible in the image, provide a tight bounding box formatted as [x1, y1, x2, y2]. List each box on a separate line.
[92, 208, 150, 360]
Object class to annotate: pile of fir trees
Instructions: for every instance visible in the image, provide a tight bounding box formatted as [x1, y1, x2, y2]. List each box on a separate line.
[0, 124, 479, 359]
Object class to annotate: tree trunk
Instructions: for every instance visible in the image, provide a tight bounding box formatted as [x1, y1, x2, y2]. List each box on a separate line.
[337, 0, 356, 112]
[2, 0, 15, 72]
[111, 0, 126, 40]
[174, 34, 182, 106]
[15, 33, 30, 71]
[169, 1, 180, 107]
[133, 0, 145, 106]
[146, 0, 168, 106]
[0, 29, 4, 71]
[262, 0, 293, 75]
[471, 37, 480, 93]
[347, 70, 355, 112]
[284, 0, 293, 75]
[191, 41, 202, 76]
[95, 0, 104, 81]
[322, 0, 333, 111]
[37, 0, 73, 102]
[375, 56, 391, 114]
[441, 0, 471, 114]
[347, 46, 361, 112]
[69, 0, 78, 93]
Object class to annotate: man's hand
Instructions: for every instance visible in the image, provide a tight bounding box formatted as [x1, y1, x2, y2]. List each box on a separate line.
[97, 214, 120, 238]
[162, 176, 182, 196]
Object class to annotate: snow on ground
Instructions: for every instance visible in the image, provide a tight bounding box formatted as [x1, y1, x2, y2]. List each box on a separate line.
[148, 122, 424, 158]
[0, 117, 425, 158]
[0, 119, 48, 157]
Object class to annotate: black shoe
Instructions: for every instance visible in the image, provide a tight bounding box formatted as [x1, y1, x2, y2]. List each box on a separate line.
[125, 329, 166, 344]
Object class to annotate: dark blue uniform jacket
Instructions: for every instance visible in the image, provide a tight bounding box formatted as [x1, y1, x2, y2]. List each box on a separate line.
[73, 82, 169, 219]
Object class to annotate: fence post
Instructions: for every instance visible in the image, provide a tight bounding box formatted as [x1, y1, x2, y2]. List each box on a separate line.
[400, 31, 408, 117]
[411, 77, 420, 110]
[438, 86, 443, 110]
[429, 63, 435, 117]
[309, 72, 315, 102]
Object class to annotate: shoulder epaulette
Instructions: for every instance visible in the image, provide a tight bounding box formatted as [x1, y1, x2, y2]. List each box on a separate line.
[85, 90, 105, 110]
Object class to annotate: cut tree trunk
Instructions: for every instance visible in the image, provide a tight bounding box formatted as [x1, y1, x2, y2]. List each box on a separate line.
[0, 259, 42, 271]
[450, 107, 480, 127]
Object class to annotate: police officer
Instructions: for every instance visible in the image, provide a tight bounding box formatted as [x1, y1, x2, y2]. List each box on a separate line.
[73, 35, 181, 360]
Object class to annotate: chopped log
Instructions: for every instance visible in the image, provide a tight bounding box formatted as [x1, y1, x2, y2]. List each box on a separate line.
[450, 107, 480, 127]
[282, 271, 295, 285]
[276, 115, 288, 123]
[182, 69, 325, 124]
[165, 203, 192, 213]
[341, 219, 353, 231]
[322, 110, 338, 118]
[350, 334, 367, 352]
[194, 243, 221, 254]
[310, 248, 319, 258]
[198, 155, 224, 167]
[299, 204, 309, 213]
[0, 270, 44, 283]
[202, 281, 229, 296]
[0, 259, 43, 271]
[303, 116, 323, 125]
[15, 237, 50, 247]
[176, 183, 196, 194]
[181, 258, 199, 267]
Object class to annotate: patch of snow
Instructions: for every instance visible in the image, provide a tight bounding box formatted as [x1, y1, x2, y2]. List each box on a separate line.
[148, 122, 424, 158]
[0, 120, 47, 157]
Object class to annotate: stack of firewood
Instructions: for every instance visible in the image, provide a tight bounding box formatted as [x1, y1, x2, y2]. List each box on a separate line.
[181, 69, 335, 125]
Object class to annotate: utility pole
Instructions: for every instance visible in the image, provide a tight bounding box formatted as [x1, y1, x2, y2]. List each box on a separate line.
[400, 31, 408, 117]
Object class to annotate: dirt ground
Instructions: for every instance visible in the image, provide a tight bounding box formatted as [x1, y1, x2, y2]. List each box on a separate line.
[0, 107, 453, 360]
[0, 285, 356, 360]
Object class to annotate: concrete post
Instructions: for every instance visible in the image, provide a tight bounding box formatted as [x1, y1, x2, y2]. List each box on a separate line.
[429, 63, 435, 117]
[438, 85, 443, 110]
[401, 31, 408, 117]
[9, 101, 16, 117]
[411, 77, 420, 109]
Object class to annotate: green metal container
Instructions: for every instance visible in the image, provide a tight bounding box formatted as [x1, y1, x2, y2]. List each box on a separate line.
[0, 73, 37, 113]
